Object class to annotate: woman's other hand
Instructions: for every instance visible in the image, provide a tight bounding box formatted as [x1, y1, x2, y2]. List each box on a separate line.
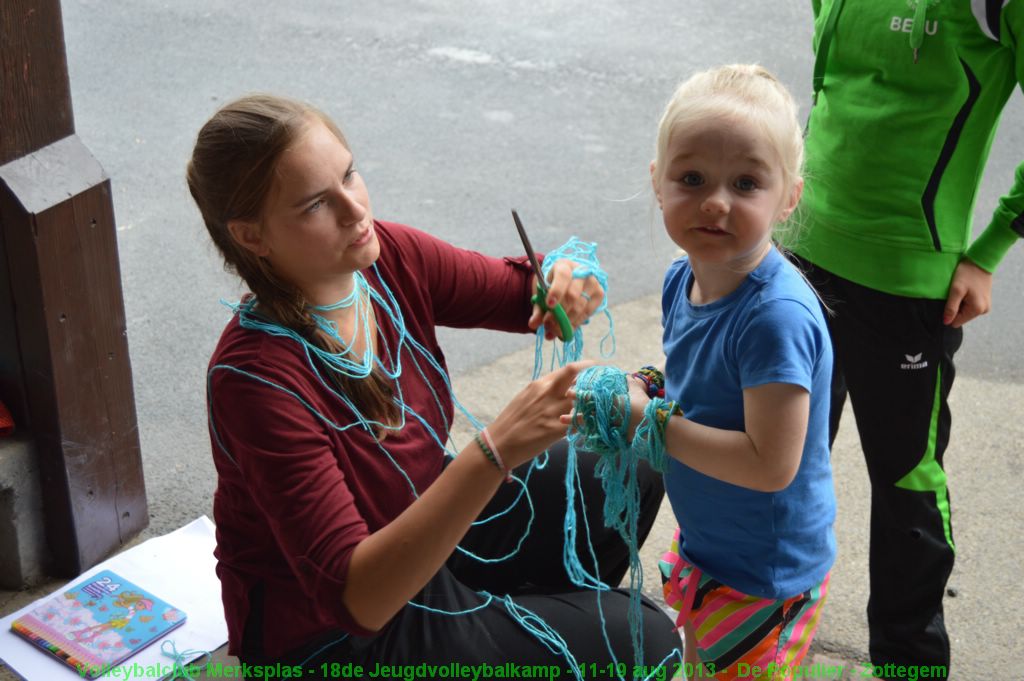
[528, 259, 605, 340]
[487, 361, 594, 468]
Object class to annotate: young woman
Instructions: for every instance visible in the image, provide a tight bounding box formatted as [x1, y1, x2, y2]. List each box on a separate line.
[187, 94, 678, 675]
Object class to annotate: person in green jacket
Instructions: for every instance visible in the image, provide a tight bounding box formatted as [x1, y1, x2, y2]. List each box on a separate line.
[788, 0, 1023, 676]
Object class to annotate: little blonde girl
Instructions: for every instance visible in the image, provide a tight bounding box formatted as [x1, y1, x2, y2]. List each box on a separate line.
[640, 65, 836, 680]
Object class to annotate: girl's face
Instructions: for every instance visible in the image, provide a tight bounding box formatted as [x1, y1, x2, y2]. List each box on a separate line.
[231, 118, 380, 304]
[652, 116, 800, 271]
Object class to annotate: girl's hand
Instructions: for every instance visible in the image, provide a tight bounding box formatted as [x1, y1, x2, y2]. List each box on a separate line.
[528, 259, 605, 340]
[488, 361, 594, 469]
[624, 375, 651, 439]
[560, 373, 651, 442]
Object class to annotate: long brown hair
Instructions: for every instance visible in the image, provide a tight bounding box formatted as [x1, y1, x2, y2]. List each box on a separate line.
[187, 94, 398, 428]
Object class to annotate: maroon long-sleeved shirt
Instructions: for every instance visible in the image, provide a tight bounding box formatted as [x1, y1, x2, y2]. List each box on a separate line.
[208, 220, 535, 658]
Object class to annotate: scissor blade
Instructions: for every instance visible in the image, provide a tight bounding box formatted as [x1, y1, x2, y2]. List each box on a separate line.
[511, 209, 548, 294]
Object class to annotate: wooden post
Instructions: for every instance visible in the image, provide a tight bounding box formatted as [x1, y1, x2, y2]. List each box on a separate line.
[0, 0, 148, 576]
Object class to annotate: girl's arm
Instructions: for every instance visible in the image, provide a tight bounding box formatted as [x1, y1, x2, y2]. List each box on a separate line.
[650, 288, 826, 493]
[617, 372, 809, 493]
[660, 381, 809, 493]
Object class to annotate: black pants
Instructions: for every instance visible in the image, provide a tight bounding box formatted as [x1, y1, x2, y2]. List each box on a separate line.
[249, 440, 679, 675]
[795, 257, 959, 677]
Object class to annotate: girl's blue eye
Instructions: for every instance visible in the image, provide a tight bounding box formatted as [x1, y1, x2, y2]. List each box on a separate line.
[307, 198, 325, 212]
[344, 167, 357, 183]
[681, 173, 702, 187]
[736, 177, 758, 191]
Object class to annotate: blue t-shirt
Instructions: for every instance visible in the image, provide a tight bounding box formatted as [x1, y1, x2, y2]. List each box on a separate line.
[662, 246, 836, 599]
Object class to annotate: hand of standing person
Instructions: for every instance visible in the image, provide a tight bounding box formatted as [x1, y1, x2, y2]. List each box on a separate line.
[943, 258, 993, 328]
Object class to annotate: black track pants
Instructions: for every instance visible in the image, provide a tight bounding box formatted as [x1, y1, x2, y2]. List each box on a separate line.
[795, 257, 959, 677]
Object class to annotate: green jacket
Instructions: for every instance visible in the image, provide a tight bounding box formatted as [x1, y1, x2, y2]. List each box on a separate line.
[793, 0, 1024, 298]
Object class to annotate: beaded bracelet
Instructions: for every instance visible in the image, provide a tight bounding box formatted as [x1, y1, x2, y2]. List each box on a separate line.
[474, 431, 511, 482]
[632, 365, 666, 399]
[647, 396, 683, 440]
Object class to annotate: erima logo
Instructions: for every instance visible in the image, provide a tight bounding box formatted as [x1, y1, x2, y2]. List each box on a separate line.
[901, 353, 928, 370]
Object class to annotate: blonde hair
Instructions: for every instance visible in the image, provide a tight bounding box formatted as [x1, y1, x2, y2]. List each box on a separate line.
[653, 64, 804, 207]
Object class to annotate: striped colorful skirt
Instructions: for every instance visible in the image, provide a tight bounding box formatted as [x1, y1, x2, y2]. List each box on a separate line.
[659, 528, 829, 681]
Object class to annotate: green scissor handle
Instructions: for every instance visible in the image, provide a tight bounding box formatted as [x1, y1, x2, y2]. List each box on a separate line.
[532, 284, 574, 342]
[512, 208, 575, 343]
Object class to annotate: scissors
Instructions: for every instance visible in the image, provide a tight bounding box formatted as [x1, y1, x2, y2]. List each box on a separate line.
[512, 209, 574, 342]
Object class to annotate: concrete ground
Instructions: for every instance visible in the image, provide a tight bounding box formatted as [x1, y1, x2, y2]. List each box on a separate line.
[3, 294, 1021, 679]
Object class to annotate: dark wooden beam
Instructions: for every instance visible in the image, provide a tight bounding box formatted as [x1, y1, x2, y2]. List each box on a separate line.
[0, 0, 148, 576]
[0, 0, 74, 164]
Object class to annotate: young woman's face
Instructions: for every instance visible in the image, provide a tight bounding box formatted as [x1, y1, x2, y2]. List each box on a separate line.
[248, 118, 380, 302]
[652, 116, 798, 270]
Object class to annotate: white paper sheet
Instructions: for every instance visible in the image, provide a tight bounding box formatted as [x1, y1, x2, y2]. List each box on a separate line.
[0, 516, 227, 680]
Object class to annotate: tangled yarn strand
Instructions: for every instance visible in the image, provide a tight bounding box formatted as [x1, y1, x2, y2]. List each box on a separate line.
[566, 365, 677, 677]
[210, 239, 686, 677]
[533, 237, 615, 377]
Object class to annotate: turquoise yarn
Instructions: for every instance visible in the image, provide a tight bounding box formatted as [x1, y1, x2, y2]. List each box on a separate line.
[566, 365, 675, 677]
[308, 273, 364, 311]
[206, 243, 679, 679]
[232, 270, 402, 382]
[210, 264, 534, 561]
[631, 399, 671, 475]
[533, 237, 616, 377]
[160, 640, 211, 680]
